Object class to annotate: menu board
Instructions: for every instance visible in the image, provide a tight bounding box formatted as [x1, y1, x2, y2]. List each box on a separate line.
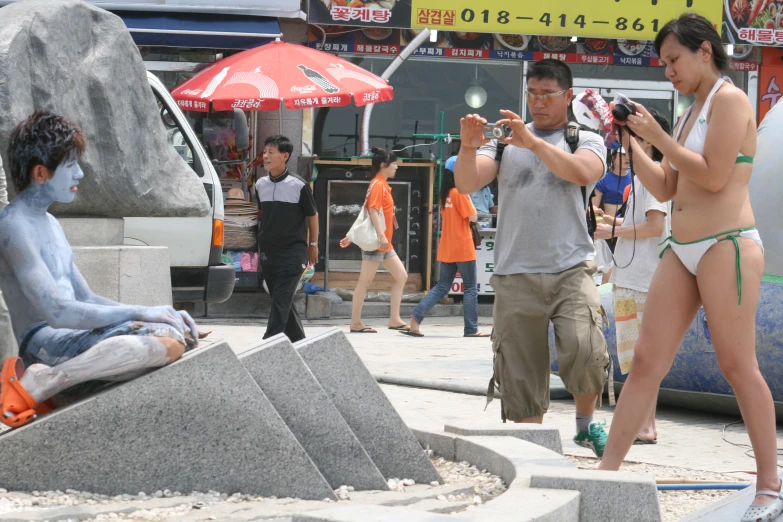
[308, 27, 760, 71]
[724, 0, 783, 47]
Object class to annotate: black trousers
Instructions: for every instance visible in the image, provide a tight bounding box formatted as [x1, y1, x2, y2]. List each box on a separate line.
[262, 262, 306, 343]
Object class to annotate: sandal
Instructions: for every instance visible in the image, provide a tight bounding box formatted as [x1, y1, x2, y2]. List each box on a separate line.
[632, 435, 658, 445]
[350, 327, 377, 334]
[400, 330, 424, 337]
[741, 482, 783, 522]
[0, 357, 50, 429]
[464, 332, 491, 338]
[388, 325, 410, 331]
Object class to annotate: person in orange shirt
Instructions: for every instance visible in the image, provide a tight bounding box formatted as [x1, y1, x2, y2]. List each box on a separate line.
[340, 148, 409, 333]
[402, 168, 490, 338]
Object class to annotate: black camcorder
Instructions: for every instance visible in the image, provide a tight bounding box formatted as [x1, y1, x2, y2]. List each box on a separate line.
[611, 94, 637, 123]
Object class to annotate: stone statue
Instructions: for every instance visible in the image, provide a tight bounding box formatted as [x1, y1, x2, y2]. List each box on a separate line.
[0, 111, 198, 429]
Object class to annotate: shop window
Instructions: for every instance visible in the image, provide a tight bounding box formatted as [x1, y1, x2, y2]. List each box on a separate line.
[314, 57, 522, 157]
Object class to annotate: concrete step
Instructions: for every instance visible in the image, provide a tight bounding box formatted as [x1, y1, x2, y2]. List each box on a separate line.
[0, 342, 334, 500]
[237, 334, 388, 491]
[296, 328, 441, 485]
[196, 291, 492, 320]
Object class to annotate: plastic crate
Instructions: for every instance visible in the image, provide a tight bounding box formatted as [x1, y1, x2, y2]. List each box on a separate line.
[234, 271, 261, 288]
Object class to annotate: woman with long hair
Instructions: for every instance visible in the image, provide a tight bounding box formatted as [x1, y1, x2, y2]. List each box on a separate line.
[402, 164, 489, 338]
[339, 147, 409, 333]
[597, 14, 780, 520]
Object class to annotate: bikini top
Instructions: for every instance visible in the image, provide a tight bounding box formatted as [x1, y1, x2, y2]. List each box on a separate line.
[670, 77, 753, 171]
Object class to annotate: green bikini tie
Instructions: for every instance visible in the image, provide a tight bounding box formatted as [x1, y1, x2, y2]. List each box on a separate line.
[659, 228, 753, 306]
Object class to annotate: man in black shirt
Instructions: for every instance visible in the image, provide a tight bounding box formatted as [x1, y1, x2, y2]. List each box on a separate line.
[255, 135, 319, 342]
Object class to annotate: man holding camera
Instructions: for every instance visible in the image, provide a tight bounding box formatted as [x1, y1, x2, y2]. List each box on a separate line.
[454, 59, 611, 457]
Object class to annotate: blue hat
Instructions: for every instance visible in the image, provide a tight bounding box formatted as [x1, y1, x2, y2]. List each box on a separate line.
[444, 155, 458, 172]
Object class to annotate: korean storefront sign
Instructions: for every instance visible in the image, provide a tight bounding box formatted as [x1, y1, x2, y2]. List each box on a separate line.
[308, 27, 760, 71]
[310, 1, 723, 41]
[758, 47, 783, 123]
[410, 0, 723, 40]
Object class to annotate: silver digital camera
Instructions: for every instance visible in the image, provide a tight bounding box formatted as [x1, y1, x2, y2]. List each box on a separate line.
[482, 123, 511, 140]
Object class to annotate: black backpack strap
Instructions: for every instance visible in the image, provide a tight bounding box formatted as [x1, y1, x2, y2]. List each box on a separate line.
[565, 123, 597, 239]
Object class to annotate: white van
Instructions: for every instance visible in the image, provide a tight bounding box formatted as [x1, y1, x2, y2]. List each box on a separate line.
[123, 72, 235, 304]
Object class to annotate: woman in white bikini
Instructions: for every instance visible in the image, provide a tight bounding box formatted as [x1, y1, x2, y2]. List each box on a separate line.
[597, 14, 781, 521]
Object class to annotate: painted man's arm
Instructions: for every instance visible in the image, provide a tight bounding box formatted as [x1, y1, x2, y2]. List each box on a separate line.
[6, 231, 186, 333]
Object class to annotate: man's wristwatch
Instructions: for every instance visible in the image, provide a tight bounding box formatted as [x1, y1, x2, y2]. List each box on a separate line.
[309, 242, 318, 247]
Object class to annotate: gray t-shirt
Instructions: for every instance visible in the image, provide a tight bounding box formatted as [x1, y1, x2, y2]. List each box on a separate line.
[478, 125, 607, 274]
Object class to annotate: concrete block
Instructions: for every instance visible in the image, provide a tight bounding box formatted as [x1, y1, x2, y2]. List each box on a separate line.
[411, 429, 457, 461]
[0, 342, 335, 500]
[293, 505, 474, 522]
[455, 437, 573, 485]
[117, 247, 172, 307]
[57, 217, 124, 246]
[445, 423, 563, 455]
[530, 467, 661, 522]
[467, 486, 580, 522]
[72, 246, 172, 307]
[296, 329, 441, 484]
[238, 335, 388, 491]
[306, 294, 332, 319]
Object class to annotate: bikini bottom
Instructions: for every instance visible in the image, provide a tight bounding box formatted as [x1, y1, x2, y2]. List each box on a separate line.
[659, 228, 763, 305]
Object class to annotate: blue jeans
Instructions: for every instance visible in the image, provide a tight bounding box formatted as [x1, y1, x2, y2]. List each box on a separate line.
[411, 260, 478, 335]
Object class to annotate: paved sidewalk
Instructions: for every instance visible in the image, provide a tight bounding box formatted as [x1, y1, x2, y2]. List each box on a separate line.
[201, 317, 783, 478]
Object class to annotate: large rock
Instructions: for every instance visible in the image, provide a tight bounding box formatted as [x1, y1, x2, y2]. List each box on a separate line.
[0, 0, 210, 218]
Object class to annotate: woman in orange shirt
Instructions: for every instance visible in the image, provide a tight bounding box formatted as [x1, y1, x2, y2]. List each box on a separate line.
[340, 148, 410, 333]
[402, 168, 489, 337]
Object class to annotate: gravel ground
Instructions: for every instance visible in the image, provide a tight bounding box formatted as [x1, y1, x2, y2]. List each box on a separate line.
[0, 457, 507, 521]
[569, 456, 752, 521]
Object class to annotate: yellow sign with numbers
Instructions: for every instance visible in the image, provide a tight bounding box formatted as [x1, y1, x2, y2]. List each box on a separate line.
[410, 0, 723, 41]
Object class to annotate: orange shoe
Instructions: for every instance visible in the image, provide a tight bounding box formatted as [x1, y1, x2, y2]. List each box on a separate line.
[0, 357, 47, 429]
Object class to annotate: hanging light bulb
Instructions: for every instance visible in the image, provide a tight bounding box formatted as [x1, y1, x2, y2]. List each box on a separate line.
[465, 66, 487, 109]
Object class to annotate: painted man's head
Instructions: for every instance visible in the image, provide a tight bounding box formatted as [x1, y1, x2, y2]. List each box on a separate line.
[8, 110, 86, 203]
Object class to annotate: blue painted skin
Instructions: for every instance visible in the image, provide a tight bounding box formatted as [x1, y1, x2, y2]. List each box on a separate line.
[0, 157, 198, 347]
[549, 281, 783, 401]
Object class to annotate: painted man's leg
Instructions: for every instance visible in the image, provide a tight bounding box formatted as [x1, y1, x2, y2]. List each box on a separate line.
[19, 335, 184, 404]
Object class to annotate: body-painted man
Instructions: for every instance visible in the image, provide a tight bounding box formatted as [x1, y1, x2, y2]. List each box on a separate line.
[0, 111, 198, 428]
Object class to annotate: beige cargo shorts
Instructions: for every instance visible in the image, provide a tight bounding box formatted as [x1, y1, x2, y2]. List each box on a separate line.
[488, 260, 609, 421]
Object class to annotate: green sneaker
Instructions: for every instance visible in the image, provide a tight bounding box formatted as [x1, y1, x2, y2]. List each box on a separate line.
[573, 421, 608, 457]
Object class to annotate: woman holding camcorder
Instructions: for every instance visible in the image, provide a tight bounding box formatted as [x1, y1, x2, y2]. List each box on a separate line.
[597, 13, 780, 522]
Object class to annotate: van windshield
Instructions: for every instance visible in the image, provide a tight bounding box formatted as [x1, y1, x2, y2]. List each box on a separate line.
[152, 90, 199, 175]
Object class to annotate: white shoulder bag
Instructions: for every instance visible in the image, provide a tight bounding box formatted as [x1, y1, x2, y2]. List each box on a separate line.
[346, 180, 386, 251]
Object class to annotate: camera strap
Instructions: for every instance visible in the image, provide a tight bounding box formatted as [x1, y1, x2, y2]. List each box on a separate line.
[565, 123, 597, 240]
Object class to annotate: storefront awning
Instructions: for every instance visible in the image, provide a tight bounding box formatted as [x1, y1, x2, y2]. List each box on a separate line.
[115, 11, 282, 49]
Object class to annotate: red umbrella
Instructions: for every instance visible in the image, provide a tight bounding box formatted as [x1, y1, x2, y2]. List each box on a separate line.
[170, 39, 394, 112]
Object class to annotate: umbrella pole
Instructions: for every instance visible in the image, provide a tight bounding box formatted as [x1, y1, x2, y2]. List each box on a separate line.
[279, 100, 283, 134]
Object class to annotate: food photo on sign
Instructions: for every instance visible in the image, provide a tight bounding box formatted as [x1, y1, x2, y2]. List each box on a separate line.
[310, 0, 413, 29]
[725, 0, 783, 48]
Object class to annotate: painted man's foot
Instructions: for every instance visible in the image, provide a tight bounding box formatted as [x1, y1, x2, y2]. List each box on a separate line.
[573, 421, 608, 458]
